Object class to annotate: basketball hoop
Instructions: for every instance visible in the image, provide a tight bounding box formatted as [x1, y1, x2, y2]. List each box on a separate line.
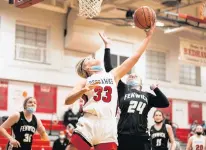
[78, 0, 103, 18]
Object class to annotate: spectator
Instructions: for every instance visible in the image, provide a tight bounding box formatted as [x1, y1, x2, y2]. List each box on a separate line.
[164, 113, 172, 125]
[188, 120, 198, 138]
[65, 123, 74, 139]
[163, 113, 178, 137]
[0, 116, 8, 125]
[202, 120, 206, 135]
[190, 120, 198, 132]
[52, 131, 69, 150]
[63, 107, 81, 128]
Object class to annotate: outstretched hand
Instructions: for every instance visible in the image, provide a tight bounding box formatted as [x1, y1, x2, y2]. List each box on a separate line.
[145, 21, 156, 38]
[99, 32, 112, 48]
[150, 84, 158, 90]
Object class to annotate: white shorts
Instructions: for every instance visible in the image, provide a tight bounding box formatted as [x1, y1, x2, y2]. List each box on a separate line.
[74, 113, 118, 146]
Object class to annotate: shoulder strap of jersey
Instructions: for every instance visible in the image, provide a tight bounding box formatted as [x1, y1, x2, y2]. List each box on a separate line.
[164, 124, 170, 137]
[32, 114, 38, 128]
[150, 125, 155, 131]
[163, 123, 167, 131]
[18, 111, 24, 122]
[19, 111, 24, 118]
[11, 112, 22, 128]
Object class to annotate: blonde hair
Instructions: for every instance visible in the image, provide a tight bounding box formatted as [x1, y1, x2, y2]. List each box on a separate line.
[75, 58, 88, 78]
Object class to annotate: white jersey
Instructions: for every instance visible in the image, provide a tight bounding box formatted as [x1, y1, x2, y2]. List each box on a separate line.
[192, 135, 206, 150]
[83, 72, 118, 118]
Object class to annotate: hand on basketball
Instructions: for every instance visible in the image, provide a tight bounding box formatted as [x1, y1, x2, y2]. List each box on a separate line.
[150, 84, 158, 90]
[9, 138, 21, 148]
[83, 81, 100, 92]
[99, 32, 112, 48]
[145, 22, 156, 38]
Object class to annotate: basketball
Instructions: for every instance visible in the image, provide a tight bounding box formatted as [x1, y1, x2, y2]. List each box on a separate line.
[133, 6, 156, 29]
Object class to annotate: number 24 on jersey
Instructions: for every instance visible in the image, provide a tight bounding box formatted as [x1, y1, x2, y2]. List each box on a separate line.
[128, 101, 146, 114]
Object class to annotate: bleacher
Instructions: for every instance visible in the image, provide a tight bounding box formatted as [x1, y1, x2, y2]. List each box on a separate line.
[41, 120, 65, 131]
[0, 120, 66, 150]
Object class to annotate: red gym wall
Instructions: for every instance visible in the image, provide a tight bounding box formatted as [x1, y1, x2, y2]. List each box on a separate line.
[158, 99, 173, 121]
[0, 80, 8, 110]
[188, 101, 202, 124]
[34, 84, 57, 114]
[0, 79, 204, 126]
[0, 79, 57, 114]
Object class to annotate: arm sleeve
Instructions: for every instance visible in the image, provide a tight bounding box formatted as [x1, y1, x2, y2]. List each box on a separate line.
[117, 80, 127, 99]
[104, 48, 113, 72]
[148, 88, 169, 108]
[104, 48, 127, 98]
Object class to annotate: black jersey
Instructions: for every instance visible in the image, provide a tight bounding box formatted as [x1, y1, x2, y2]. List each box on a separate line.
[7, 111, 38, 150]
[104, 48, 169, 137]
[117, 87, 156, 136]
[150, 124, 169, 150]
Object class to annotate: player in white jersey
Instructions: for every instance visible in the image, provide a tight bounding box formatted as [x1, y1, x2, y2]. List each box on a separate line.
[64, 23, 156, 150]
[186, 125, 206, 150]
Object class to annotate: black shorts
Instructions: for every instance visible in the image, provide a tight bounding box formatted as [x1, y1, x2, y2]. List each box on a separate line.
[118, 134, 151, 150]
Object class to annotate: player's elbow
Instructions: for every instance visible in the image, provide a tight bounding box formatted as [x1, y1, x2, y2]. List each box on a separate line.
[64, 99, 70, 105]
[161, 98, 169, 107]
[160, 103, 169, 108]
[64, 97, 73, 105]
[0, 126, 3, 133]
[164, 101, 169, 107]
[0, 126, 6, 134]
[155, 100, 169, 108]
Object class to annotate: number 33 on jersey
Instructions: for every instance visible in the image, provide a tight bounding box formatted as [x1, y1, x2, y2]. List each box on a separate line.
[83, 73, 118, 117]
[93, 86, 112, 103]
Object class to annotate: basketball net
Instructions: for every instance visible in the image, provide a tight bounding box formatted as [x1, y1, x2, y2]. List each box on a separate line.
[78, 0, 103, 18]
[199, 1, 206, 20]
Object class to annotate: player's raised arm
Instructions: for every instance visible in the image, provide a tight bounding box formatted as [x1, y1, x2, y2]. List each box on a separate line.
[111, 24, 156, 83]
[148, 85, 169, 108]
[99, 33, 114, 72]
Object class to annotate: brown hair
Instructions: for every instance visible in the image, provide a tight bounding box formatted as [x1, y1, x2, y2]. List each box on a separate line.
[23, 97, 33, 109]
[153, 110, 164, 118]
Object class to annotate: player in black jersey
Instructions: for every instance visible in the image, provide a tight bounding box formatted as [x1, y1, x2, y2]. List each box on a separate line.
[150, 110, 176, 150]
[101, 32, 169, 150]
[0, 97, 49, 150]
